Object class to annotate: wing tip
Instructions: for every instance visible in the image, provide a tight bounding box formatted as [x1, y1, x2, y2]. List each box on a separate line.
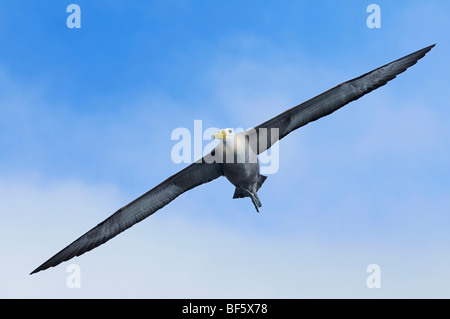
[30, 262, 53, 275]
[409, 43, 435, 62]
[420, 43, 436, 55]
[30, 266, 44, 275]
[416, 43, 436, 54]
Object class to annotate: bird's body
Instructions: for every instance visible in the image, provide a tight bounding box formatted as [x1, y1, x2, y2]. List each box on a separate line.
[31, 44, 435, 274]
[213, 128, 265, 211]
[223, 161, 260, 192]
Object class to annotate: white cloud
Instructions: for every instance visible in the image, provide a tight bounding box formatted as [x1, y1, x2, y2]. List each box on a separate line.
[2, 168, 450, 298]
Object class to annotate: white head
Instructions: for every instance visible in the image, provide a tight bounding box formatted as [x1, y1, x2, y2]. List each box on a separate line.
[212, 128, 236, 143]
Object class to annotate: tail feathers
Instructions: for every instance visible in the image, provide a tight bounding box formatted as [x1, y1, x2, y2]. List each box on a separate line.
[233, 187, 247, 199]
[257, 174, 267, 191]
[232, 187, 262, 213]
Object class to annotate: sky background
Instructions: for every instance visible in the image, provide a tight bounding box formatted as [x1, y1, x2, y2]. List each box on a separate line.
[0, 0, 449, 298]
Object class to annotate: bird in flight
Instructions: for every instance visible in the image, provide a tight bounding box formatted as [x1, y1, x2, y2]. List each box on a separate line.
[31, 44, 435, 274]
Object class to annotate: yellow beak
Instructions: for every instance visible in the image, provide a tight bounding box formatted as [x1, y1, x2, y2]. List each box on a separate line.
[213, 130, 226, 140]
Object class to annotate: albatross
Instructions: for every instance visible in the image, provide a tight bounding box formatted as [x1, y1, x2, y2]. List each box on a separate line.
[31, 44, 435, 274]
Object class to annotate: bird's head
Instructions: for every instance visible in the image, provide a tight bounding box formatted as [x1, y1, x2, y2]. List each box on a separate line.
[213, 128, 235, 142]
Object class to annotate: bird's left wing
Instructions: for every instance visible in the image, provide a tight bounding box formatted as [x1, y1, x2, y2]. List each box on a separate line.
[242, 44, 435, 155]
[30, 155, 223, 274]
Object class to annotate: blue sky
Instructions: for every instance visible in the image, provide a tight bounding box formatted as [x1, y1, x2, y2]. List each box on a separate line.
[1, 1, 449, 298]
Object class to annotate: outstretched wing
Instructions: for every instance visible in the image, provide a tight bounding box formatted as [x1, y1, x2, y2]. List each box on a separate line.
[31, 154, 223, 274]
[245, 44, 435, 155]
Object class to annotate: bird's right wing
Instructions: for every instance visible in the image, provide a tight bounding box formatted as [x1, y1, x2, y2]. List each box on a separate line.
[31, 154, 223, 274]
[243, 44, 435, 155]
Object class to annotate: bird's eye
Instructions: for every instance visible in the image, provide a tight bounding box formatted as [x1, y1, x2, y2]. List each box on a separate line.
[228, 130, 232, 133]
